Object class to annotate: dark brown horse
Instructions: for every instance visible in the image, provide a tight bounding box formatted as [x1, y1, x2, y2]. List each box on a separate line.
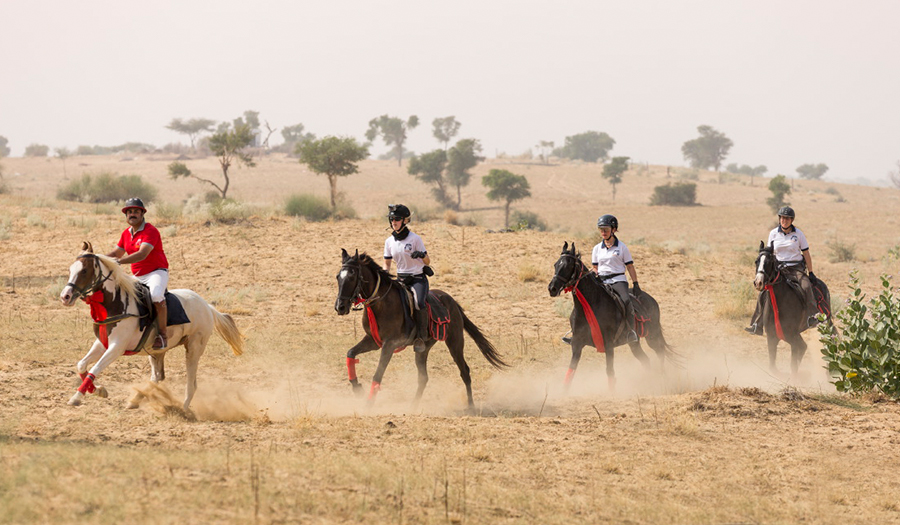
[334, 249, 507, 410]
[547, 242, 675, 390]
[752, 241, 832, 375]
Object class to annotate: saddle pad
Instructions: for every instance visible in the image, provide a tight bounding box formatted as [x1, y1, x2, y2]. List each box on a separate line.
[138, 291, 191, 331]
[813, 279, 832, 319]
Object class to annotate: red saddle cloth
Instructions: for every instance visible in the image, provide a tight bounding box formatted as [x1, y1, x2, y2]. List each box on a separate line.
[426, 294, 451, 341]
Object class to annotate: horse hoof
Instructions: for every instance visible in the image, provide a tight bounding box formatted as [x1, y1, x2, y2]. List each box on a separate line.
[67, 392, 84, 406]
[95, 386, 108, 399]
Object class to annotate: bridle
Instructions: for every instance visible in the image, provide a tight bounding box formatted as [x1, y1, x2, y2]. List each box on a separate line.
[66, 254, 113, 302]
[755, 249, 782, 286]
[339, 259, 385, 308]
[552, 252, 588, 292]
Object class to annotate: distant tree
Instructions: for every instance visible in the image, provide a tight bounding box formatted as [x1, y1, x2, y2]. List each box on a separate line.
[890, 161, 900, 189]
[297, 136, 369, 210]
[555, 131, 615, 163]
[169, 124, 255, 199]
[649, 182, 698, 206]
[681, 125, 733, 172]
[408, 149, 452, 207]
[232, 111, 261, 147]
[432, 116, 461, 150]
[165, 118, 216, 150]
[536, 140, 554, 164]
[0, 136, 10, 157]
[482, 169, 531, 229]
[365, 114, 419, 166]
[55, 147, 72, 176]
[279, 123, 315, 154]
[767, 174, 791, 212]
[25, 144, 49, 157]
[725, 163, 767, 185]
[446, 138, 484, 210]
[602, 156, 630, 201]
[796, 163, 829, 180]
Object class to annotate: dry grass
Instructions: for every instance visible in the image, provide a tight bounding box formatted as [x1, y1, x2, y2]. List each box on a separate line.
[1, 156, 899, 524]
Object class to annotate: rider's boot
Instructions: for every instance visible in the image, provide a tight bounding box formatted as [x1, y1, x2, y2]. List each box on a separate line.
[153, 299, 168, 349]
[744, 323, 763, 336]
[625, 303, 639, 343]
[413, 307, 428, 353]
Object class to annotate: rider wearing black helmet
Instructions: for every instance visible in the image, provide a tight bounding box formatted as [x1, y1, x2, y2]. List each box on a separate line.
[746, 206, 819, 335]
[592, 214, 640, 343]
[383, 204, 432, 353]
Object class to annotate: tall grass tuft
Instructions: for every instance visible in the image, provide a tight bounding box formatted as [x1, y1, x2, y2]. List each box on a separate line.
[827, 238, 856, 263]
[714, 280, 755, 320]
[56, 171, 158, 204]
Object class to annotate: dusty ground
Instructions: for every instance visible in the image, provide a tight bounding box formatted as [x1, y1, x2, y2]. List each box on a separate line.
[1, 155, 899, 523]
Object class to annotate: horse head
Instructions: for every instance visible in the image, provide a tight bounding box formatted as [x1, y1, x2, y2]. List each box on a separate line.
[753, 240, 775, 291]
[548, 241, 584, 297]
[335, 248, 366, 315]
[60, 241, 103, 306]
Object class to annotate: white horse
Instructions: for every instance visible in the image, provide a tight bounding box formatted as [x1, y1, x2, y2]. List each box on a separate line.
[60, 242, 244, 412]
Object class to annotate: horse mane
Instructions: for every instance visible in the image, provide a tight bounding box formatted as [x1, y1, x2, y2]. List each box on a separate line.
[94, 254, 140, 300]
[356, 252, 397, 282]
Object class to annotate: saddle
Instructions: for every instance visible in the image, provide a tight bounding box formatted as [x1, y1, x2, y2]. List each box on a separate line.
[397, 284, 451, 342]
[776, 267, 832, 319]
[135, 283, 191, 332]
[594, 277, 650, 344]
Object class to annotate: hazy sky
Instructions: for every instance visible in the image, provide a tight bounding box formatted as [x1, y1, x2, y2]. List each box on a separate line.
[2, 1, 899, 184]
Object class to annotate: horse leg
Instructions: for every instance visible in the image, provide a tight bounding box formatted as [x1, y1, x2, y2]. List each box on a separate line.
[563, 342, 585, 394]
[412, 342, 434, 411]
[74, 340, 109, 399]
[446, 332, 474, 411]
[346, 336, 380, 396]
[787, 334, 808, 379]
[767, 330, 780, 373]
[69, 343, 126, 406]
[605, 348, 617, 393]
[645, 334, 667, 372]
[367, 342, 399, 407]
[628, 341, 652, 370]
[180, 335, 208, 414]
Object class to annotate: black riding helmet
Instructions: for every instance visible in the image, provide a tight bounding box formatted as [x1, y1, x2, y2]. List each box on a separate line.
[388, 204, 411, 222]
[121, 197, 147, 214]
[777, 206, 795, 219]
[597, 214, 618, 230]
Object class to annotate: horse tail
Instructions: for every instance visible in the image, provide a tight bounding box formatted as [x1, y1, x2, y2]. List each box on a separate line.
[212, 308, 245, 356]
[460, 308, 508, 370]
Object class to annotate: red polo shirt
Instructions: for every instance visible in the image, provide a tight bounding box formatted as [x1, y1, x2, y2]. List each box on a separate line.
[117, 222, 169, 276]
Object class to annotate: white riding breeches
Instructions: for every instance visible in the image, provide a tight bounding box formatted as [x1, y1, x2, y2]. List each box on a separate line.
[137, 269, 169, 303]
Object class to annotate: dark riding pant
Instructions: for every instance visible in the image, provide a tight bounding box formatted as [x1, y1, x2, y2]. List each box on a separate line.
[608, 281, 636, 336]
[400, 274, 429, 349]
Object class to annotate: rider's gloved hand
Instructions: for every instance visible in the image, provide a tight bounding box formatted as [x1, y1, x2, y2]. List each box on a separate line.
[410, 251, 425, 259]
[808, 271, 817, 283]
[632, 282, 642, 295]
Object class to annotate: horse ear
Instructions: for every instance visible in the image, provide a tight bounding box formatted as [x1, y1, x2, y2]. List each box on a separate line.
[341, 248, 349, 262]
[758, 240, 764, 251]
[570, 242, 576, 254]
[562, 241, 568, 254]
[354, 249, 359, 259]
[82, 241, 93, 253]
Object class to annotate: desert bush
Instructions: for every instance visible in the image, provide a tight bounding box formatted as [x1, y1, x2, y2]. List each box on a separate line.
[152, 201, 183, 223]
[827, 238, 856, 263]
[285, 194, 332, 222]
[517, 263, 541, 283]
[24, 144, 49, 157]
[511, 210, 548, 231]
[714, 280, 755, 320]
[409, 204, 441, 222]
[766, 175, 791, 212]
[443, 209, 459, 225]
[677, 168, 699, 181]
[56, 172, 158, 204]
[649, 182, 698, 206]
[819, 272, 900, 398]
[824, 187, 840, 196]
[884, 244, 900, 269]
[333, 200, 358, 220]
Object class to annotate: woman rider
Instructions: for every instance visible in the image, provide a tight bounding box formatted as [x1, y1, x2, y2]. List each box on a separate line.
[592, 214, 641, 343]
[383, 204, 431, 352]
[746, 206, 819, 335]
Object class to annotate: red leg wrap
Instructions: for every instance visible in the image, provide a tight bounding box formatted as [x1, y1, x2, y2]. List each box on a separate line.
[368, 381, 381, 400]
[347, 357, 360, 381]
[564, 368, 576, 385]
[77, 373, 96, 394]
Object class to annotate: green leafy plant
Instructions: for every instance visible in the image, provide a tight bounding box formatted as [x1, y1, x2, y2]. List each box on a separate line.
[649, 182, 697, 206]
[819, 272, 900, 398]
[56, 172, 158, 203]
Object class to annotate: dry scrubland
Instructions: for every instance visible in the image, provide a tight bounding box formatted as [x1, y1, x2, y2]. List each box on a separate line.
[1, 154, 900, 523]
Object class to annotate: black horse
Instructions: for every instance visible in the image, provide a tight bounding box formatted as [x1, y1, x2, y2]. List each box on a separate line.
[752, 241, 832, 375]
[334, 249, 507, 410]
[547, 242, 675, 390]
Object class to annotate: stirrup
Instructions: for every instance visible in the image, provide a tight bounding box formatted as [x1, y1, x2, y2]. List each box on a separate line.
[807, 316, 819, 328]
[744, 324, 763, 336]
[561, 331, 572, 345]
[626, 330, 639, 343]
[153, 335, 167, 349]
[413, 338, 426, 353]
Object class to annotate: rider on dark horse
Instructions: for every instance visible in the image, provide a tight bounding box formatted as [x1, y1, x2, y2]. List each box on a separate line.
[383, 204, 431, 353]
[105, 197, 170, 349]
[592, 214, 641, 343]
[746, 206, 820, 335]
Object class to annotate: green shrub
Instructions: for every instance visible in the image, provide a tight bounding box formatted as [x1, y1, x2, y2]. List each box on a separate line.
[511, 210, 548, 231]
[819, 272, 900, 398]
[24, 144, 49, 157]
[56, 172, 158, 204]
[208, 199, 253, 224]
[649, 182, 698, 206]
[827, 238, 856, 263]
[285, 194, 332, 222]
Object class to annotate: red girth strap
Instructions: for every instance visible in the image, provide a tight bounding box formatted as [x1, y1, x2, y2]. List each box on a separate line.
[83, 290, 109, 349]
[571, 287, 606, 353]
[765, 284, 785, 341]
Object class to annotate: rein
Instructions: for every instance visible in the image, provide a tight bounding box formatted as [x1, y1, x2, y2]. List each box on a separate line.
[757, 251, 786, 341]
[73, 254, 145, 350]
[67, 254, 114, 302]
[343, 262, 388, 348]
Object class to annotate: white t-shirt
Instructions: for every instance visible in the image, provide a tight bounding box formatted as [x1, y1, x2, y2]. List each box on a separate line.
[767, 226, 809, 265]
[591, 238, 632, 283]
[384, 231, 427, 275]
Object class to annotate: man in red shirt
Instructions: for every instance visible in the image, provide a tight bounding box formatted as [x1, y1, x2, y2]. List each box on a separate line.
[106, 198, 171, 349]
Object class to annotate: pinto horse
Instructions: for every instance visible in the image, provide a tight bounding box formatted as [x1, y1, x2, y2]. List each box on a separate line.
[60, 242, 244, 412]
[334, 249, 507, 410]
[753, 241, 831, 375]
[547, 242, 675, 390]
